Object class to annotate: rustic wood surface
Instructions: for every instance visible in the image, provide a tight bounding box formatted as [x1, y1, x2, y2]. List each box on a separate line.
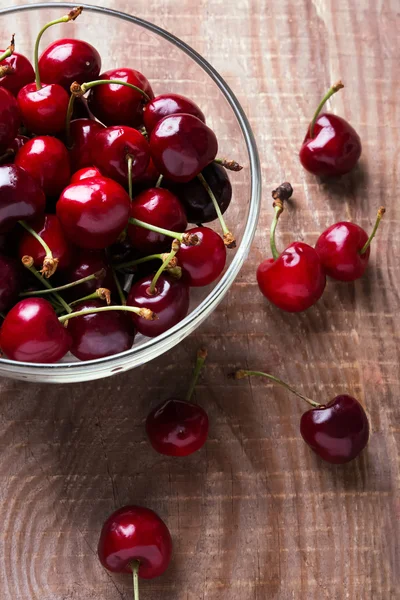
[0, 0, 399, 598]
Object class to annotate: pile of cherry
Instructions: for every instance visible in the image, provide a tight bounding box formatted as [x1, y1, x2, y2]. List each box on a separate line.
[0, 6, 240, 364]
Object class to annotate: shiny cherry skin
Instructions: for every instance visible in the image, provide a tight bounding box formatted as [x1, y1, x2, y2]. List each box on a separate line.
[150, 114, 218, 183]
[18, 214, 72, 271]
[0, 87, 20, 152]
[70, 166, 102, 183]
[164, 162, 231, 224]
[98, 505, 172, 578]
[146, 398, 209, 456]
[0, 298, 71, 363]
[133, 158, 160, 193]
[68, 299, 135, 361]
[0, 254, 21, 312]
[88, 68, 154, 128]
[0, 164, 45, 233]
[68, 118, 105, 172]
[17, 82, 69, 135]
[143, 93, 205, 134]
[57, 177, 131, 249]
[15, 136, 70, 197]
[300, 114, 362, 177]
[91, 126, 150, 187]
[178, 227, 226, 287]
[38, 38, 101, 90]
[60, 251, 115, 302]
[315, 221, 369, 282]
[128, 188, 187, 253]
[0, 51, 35, 96]
[300, 395, 369, 464]
[127, 275, 190, 337]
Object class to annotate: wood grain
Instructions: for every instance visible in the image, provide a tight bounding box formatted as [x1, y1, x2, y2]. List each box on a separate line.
[0, 0, 399, 598]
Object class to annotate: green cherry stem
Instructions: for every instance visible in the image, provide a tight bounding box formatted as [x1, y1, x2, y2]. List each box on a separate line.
[69, 287, 111, 307]
[19, 269, 106, 297]
[148, 242, 179, 295]
[131, 560, 140, 600]
[309, 80, 344, 138]
[359, 207, 386, 255]
[155, 174, 163, 188]
[232, 370, 321, 408]
[0, 311, 6, 319]
[0, 34, 15, 63]
[71, 79, 150, 102]
[34, 6, 83, 90]
[269, 182, 293, 260]
[129, 218, 199, 246]
[115, 253, 164, 271]
[65, 92, 76, 147]
[59, 305, 156, 324]
[197, 172, 236, 248]
[186, 348, 208, 402]
[21, 256, 72, 313]
[18, 220, 58, 278]
[126, 154, 134, 201]
[112, 267, 126, 305]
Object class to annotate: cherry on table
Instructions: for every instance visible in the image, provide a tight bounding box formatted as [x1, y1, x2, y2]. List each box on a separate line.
[0, 164, 46, 233]
[0, 254, 22, 312]
[299, 81, 362, 177]
[315, 207, 385, 281]
[0, 87, 20, 152]
[147, 348, 209, 456]
[18, 214, 72, 271]
[143, 93, 205, 134]
[68, 118, 105, 172]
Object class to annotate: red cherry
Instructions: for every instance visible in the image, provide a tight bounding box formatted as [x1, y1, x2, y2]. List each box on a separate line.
[0, 50, 35, 96]
[15, 136, 70, 197]
[88, 68, 154, 127]
[98, 505, 172, 578]
[38, 38, 101, 90]
[70, 166, 103, 183]
[91, 125, 150, 187]
[17, 82, 70, 135]
[133, 158, 160, 193]
[150, 113, 218, 183]
[0, 298, 71, 362]
[68, 118, 105, 172]
[143, 93, 205, 134]
[0, 164, 45, 233]
[177, 227, 226, 287]
[60, 251, 115, 302]
[0, 87, 20, 152]
[0, 254, 21, 312]
[56, 177, 130, 249]
[315, 207, 385, 282]
[18, 214, 72, 271]
[127, 274, 189, 337]
[299, 81, 361, 176]
[300, 395, 369, 464]
[128, 188, 187, 253]
[67, 299, 135, 361]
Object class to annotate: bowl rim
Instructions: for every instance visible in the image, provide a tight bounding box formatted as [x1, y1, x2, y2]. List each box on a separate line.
[0, 1, 261, 374]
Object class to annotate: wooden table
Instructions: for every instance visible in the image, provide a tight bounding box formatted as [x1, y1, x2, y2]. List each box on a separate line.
[0, 0, 399, 598]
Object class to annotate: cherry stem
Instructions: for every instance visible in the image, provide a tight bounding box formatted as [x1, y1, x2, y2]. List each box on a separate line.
[126, 154, 134, 201]
[69, 288, 110, 307]
[186, 348, 208, 402]
[18, 269, 106, 297]
[148, 242, 179, 295]
[131, 560, 140, 600]
[359, 206, 386, 255]
[269, 182, 293, 260]
[34, 7, 83, 90]
[0, 311, 6, 319]
[214, 157, 243, 172]
[155, 174, 163, 188]
[71, 79, 150, 102]
[309, 80, 344, 138]
[21, 258, 72, 314]
[129, 218, 182, 241]
[58, 304, 156, 323]
[111, 266, 126, 305]
[65, 93, 76, 147]
[115, 253, 164, 271]
[18, 220, 58, 278]
[0, 34, 15, 63]
[232, 370, 321, 408]
[197, 172, 236, 248]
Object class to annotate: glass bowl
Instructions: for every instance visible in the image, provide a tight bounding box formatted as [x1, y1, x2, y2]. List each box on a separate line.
[0, 2, 261, 383]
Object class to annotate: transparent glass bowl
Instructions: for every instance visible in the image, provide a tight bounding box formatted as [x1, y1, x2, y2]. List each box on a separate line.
[0, 2, 261, 383]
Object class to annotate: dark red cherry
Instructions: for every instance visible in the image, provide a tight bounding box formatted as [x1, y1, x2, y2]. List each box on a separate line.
[17, 82, 69, 135]
[0, 298, 71, 363]
[164, 162, 231, 223]
[15, 135, 70, 197]
[88, 68, 154, 128]
[18, 214, 72, 271]
[91, 126, 150, 187]
[143, 93, 205, 134]
[133, 158, 160, 193]
[60, 251, 115, 302]
[128, 188, 187, 253]
[178, 227, 226, 287]
[56, 177, 130, 249]
[150, 114, 218, 183]
[0, 254, 22, 311]
[70, 166, 102, 183]
[147, 398, 209, 456]
[257, 242, 326, 312]
[68, 118, 105, 172]
[98, 505, 172, 577]
[300, 395, 369, 464]
[0, 164, 45, 233]
[0, 51, 35, 96]
[7, 134, 29, 155]
[38, 38, 101, 90]
[127, 274, 189, 337]
[67, 299, 135, 361]
[0, 87, 20, 152]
